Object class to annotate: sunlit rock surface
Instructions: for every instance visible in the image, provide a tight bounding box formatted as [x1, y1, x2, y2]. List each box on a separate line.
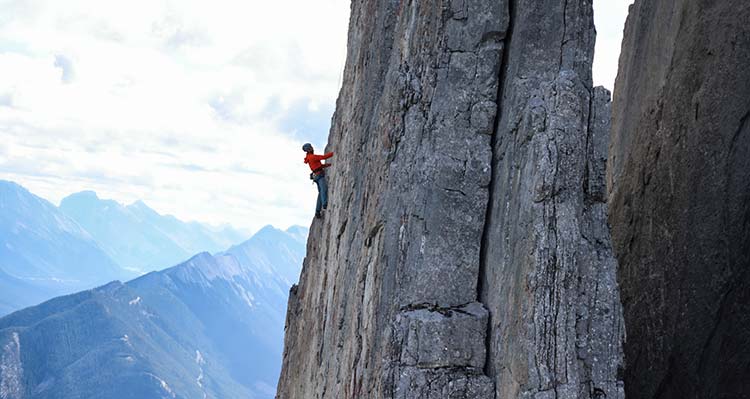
[276, 1, 623, 398]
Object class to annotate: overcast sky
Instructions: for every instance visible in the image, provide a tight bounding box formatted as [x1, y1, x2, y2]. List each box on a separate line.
[0, 0, 632, 233]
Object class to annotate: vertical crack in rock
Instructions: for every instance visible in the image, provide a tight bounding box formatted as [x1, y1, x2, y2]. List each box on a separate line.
[277, 1, 505, 397]
[478, 0, 516, 382]
[478, 0, 624, 398]
[277, 1, 624, 398]
[385, 0, 509, 396]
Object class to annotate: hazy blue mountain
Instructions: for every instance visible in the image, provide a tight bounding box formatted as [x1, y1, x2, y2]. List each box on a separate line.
[0, 181, 128, 315]
[0, 225, 307, 399]
[0, 268, 56, 316]
[284, 225, 309, 246]
[224, 225, 308, 289]
[60, 191, 249, 273]
[127, 200, 249, 257]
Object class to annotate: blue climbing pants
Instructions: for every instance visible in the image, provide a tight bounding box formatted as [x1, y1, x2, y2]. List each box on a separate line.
[314, 173, 328, 214]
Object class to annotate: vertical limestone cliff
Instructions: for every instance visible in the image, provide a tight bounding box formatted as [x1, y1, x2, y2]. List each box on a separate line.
[277, 1, 623, 398]
[480, 1, 624, 397]
[608, 1, 750, 398]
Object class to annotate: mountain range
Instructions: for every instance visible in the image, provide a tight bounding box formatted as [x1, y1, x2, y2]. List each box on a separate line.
[0, 179, 307, 397]
[60, 190, 248, 274]
[0, 222, 306, 399]
[0, 181, 128, 315]
[0, 180, 254, 316]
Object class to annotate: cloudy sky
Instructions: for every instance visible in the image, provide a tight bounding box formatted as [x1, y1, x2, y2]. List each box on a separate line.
[0, 0, 632, 233]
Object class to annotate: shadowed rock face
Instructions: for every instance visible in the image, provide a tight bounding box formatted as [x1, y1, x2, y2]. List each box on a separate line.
[276, 1, 623, 398]
[608, 1, 750, 398]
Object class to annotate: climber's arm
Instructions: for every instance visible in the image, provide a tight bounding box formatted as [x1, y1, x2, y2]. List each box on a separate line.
[308, 152, 333, 161]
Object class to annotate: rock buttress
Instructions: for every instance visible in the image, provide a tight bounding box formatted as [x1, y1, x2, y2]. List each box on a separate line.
[277, 1, 503, 397]
[480, 1, 624, 398]
[608, 1, 750, 398]
[277, 1, 624, 398]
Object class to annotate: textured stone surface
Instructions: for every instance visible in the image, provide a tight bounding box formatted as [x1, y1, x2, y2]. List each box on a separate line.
[479, 1, 624, 397]
[276, 1, 624, 398]
[608, 1, 750, 398]
[397, 302, 488, 369]
[277, 1, 503, 397]
[395, 368, 493, 399]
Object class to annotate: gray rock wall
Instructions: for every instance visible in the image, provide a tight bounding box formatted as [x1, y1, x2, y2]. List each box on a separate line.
[608, 1, 750, 398]
[276, 1, 624, 398]
[480, 1, 624, 397]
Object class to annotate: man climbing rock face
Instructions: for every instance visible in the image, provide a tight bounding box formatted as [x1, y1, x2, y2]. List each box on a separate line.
[302, 143, 333, 218]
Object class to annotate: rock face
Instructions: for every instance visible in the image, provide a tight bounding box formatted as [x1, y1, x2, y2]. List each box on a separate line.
[608, 1, 750, 399]
[479, 1, 624, 396]
[276, 1, 623, 398]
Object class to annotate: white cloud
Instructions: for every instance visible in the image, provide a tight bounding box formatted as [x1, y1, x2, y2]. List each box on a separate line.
[0, 0, 348, 232]
[0, 1, 629, 232]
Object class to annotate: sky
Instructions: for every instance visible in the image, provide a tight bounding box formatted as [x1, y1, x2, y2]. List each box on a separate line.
[0, 0, 632, 233]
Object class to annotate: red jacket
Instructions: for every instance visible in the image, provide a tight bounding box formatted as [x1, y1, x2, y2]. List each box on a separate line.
[304, 152, 333, 173]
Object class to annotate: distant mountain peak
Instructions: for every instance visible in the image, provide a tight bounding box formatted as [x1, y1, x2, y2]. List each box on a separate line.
[0, 179, 22, 189]
[129, 199, 149, 208]
[148, 252, 247, 286]
[61, 190, 100, 203]
[256, 224, 282, 236]
[186, 251, 214, 263]
[70, 190, 98, 199]
[0, 180, 44, 204]
[285, 225, 309, 244]
[0, 182, 127, 315]
[96, 280, 125, 293]
[60, 190, 121, 210]
[126, 200, 160, 218]
[57, 189, 249, 274]
[286, 225, 307, 232]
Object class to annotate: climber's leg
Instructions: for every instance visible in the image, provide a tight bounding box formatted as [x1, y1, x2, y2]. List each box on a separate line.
[319, 175, 328, 210]
[315, 178, 323, 217]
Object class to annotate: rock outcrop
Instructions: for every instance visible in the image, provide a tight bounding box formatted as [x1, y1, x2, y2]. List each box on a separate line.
[277, 1, 623, 398]
[480, 1, 624, 396]
[608, 1, 750, 398]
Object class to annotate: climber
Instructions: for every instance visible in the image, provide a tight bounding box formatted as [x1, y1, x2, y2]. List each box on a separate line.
[303, 143, 333, 218]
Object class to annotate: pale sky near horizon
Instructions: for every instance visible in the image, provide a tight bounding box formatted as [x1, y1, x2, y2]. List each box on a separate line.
[0, 0, 632, 233]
